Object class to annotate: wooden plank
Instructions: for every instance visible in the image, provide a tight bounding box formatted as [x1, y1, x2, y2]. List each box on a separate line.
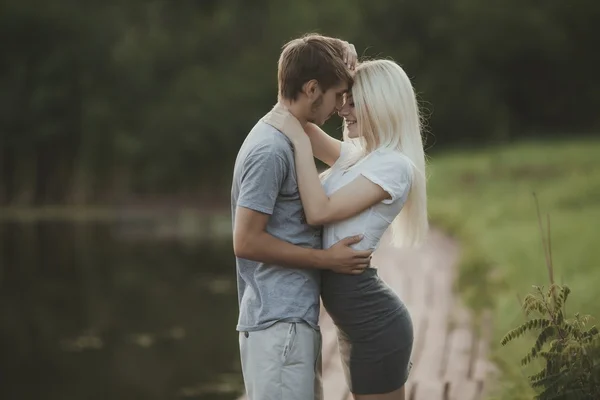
[411, 380, 445, 400]
[321, 311, 350, 400]
[405, 269, 428, 370]
[411, 312, 448, 380]
[442, 307, 475, 383]
[404, 381, 414, 400]
[319, 307, 339, 370]
[411, 268, 452, 380]
[447, 379, 480, 400]
[321, 345, 349, 400]
[410, 312, 427, 372]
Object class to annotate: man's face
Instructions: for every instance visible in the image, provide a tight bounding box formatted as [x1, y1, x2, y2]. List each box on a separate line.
[308, 82, 348, 126]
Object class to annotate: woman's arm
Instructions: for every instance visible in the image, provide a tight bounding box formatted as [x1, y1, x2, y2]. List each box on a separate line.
[262, 104, 391, 225]
[304, 123, 342, 167]
[292, 137, 390, 225]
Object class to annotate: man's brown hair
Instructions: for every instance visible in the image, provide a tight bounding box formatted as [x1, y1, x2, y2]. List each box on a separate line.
[278, 33, 353, 101]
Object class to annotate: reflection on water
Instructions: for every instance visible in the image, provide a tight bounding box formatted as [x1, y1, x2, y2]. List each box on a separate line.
[0, 221, 243, 400]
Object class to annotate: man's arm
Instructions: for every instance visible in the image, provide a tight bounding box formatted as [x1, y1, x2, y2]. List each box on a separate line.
[234, 148, 370, 274]
[233, 206, 370, 274]
[233, 206, 324, 269]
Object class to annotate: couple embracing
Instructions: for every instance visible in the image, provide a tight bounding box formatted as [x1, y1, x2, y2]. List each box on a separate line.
[231, 33, 427, 400]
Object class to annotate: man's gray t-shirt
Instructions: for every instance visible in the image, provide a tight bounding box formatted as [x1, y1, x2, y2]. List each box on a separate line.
[231, 121, 322, 332]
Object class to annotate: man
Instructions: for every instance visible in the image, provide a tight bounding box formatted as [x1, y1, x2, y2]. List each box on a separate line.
[231, 34, 371, 400]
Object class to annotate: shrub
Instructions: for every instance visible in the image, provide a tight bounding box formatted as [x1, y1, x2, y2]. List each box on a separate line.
[500, 194, 600, 399]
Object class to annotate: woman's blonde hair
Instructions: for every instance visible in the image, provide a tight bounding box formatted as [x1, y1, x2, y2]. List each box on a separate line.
[333, 59, 428, 247]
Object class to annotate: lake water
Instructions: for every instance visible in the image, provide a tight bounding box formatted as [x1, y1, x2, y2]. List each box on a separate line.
[0, 220, 243, 400]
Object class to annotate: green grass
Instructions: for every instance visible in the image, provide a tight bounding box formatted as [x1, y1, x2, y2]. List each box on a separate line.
[427, 138, 600, 399]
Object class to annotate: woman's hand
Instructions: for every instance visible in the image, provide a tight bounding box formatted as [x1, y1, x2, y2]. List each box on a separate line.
[340, 40, 357, 70]
[262, 103, 309, 146]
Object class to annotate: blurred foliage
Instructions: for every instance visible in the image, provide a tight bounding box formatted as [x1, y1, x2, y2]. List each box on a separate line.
[427, 138, 600, 399]
[1, 0, 599, 205]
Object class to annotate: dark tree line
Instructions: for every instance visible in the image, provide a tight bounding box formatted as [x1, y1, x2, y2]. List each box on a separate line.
[1, 0, 598, 206]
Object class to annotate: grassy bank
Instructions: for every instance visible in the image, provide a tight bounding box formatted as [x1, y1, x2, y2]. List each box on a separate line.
[427, 138, 600, 399]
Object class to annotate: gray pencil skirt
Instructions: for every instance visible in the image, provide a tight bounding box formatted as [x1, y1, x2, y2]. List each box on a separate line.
[321, 267, 414, 395]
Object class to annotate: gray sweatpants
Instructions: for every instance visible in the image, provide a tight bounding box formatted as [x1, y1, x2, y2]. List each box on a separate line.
[239, 321, 323, 400]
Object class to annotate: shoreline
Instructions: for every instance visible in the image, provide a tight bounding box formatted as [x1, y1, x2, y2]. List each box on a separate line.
[0, 206, 233, 241]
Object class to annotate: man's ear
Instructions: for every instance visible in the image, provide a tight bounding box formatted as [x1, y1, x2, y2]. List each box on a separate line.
[302, 79, 320, 100]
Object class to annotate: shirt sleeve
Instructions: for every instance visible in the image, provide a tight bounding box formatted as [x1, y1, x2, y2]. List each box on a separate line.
[237, 151, 288, 214]
[359, 152, 413, 204]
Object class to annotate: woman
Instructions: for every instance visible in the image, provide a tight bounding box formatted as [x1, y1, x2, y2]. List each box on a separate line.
[264, 59, 428, 400]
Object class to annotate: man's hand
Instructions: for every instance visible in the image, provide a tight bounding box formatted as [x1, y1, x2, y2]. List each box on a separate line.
[324, 235, 372, 275]
[340, 40, 357, 70]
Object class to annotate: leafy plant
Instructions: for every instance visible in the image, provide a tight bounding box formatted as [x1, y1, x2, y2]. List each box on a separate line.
[500, 194, 600, 399]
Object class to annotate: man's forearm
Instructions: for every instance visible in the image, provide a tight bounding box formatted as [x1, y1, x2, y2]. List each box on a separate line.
[234, 230, 330, 270]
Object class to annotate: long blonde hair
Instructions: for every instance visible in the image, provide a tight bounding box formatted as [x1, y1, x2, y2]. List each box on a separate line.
[334, 59, 428, 247]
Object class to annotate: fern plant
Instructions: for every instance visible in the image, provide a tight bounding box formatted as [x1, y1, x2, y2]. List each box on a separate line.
[500, 194, 600, 399]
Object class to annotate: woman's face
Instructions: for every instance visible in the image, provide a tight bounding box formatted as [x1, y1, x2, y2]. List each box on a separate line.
[339, 93, 358, 138]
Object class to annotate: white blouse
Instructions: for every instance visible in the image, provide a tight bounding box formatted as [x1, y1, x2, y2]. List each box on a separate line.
[321, 142, 413, 251]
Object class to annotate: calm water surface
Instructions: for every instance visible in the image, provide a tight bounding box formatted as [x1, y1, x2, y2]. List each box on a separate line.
[0, 220, 243, 400]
